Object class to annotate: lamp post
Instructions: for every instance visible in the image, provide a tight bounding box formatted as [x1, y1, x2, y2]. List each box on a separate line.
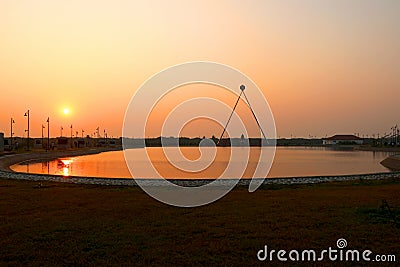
[70, 125, 73, 148]
[24, 110, 30, 150]
[42, 124, 45, 149]
[61, 126, 63, 137]
[104, 129, 106, 146]
[46, 117, 50, 151]
[10, 118, 15, 150]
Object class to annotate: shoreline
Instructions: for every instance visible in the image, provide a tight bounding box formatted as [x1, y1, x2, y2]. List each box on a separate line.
[355, 146, 400, 152]
[1, 170, 399, 188]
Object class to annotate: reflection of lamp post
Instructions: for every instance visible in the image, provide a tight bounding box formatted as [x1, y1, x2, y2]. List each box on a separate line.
[24, 110, 30, 150]
[46, 117, 50, 151]
[10, 118, 15, 150]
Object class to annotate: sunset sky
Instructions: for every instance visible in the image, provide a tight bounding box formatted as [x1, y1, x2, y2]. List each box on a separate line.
[1, 0, 399, 138]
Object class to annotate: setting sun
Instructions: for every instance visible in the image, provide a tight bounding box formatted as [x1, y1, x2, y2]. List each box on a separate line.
[63, 108, 70, 115]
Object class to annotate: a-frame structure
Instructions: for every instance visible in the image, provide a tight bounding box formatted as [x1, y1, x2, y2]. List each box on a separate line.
[217, 85, 267, 146]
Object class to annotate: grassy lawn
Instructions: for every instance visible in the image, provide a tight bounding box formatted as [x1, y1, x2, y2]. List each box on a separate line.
[0, 178, 399, 265]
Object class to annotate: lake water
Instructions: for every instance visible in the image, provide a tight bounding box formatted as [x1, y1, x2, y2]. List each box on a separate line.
[10, 147, 393, 179]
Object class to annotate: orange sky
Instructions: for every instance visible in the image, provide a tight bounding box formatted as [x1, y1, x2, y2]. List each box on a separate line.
[1, 1, 399, 138]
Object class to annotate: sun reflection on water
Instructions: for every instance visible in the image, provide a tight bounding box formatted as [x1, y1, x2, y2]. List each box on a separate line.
[58, 158, 74, 177]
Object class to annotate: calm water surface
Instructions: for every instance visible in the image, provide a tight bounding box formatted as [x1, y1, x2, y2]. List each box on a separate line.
[11, 147, 392, 179]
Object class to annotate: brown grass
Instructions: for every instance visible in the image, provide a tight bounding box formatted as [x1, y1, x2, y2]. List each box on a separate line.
[0, 178, 399, 266]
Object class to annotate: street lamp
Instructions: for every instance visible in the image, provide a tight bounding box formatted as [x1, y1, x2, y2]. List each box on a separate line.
[42, 124, 45, 149]
[10, 118, 15, 150]
[24, 110, 30, 150]
[104, 129, 108, 147]
[46, 117, 50, 151]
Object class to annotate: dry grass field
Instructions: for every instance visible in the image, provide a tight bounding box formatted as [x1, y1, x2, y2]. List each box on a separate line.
[0, 177, 399, 266]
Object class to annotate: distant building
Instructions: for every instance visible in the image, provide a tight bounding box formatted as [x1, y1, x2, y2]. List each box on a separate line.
[76, 138, 86, 148]
[97, 139, 106, 147]
[109, 139, 117, 147]
[34, 138, 43, 149]
[4, 138, 11, 151]
[57, 137, 69, 150]
[323, 135, 363, 145]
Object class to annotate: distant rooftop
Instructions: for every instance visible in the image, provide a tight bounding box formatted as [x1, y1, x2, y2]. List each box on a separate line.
[325, 134, 362, 140]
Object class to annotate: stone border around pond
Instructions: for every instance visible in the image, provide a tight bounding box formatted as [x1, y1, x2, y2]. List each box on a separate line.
[0, 169, 399, 187]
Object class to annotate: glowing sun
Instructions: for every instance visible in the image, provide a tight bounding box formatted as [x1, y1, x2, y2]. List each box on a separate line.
[63, 108, 70, 115]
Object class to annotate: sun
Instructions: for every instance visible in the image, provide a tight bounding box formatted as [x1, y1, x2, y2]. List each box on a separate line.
[63, 108, 70, 115]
